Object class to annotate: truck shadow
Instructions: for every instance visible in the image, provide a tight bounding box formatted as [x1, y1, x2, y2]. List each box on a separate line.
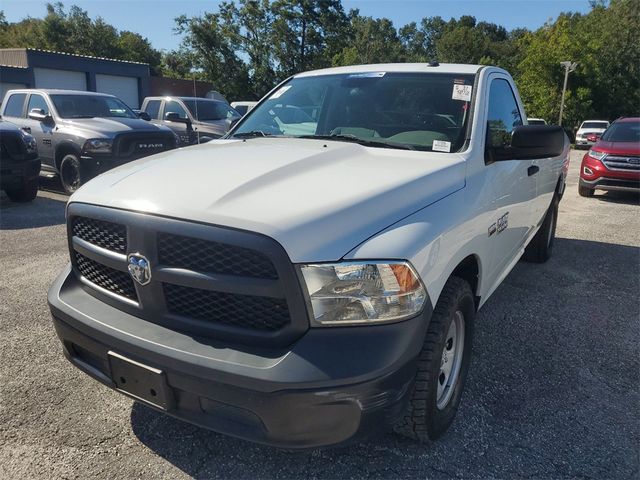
[130, 237, 639, 479]
[0, 190, 66, 230]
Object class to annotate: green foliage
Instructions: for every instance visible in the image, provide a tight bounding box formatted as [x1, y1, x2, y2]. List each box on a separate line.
[0, 3, 162, 73]
[0, 0, 637, 120]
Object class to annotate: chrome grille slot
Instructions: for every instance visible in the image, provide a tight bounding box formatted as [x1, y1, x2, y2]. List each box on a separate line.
[74, 252, 137, 301]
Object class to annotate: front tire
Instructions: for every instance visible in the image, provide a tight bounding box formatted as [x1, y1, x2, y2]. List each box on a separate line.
[59, 154, 86, 194]
[395, 276, 475, 443]
[522, 196, 558, 263]
[5, 176, 38, 202]
[578, 184, 594, 197]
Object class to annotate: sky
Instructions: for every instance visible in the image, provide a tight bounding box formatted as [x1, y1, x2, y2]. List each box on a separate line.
[3, 0, 593, 52]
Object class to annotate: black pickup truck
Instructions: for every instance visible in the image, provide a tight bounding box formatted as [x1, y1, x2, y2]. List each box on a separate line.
[1, 90, 178, 193]
[0, 119, 40, 202]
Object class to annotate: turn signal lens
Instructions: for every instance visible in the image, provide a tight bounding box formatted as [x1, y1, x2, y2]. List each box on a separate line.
[300, 261, 427, 326]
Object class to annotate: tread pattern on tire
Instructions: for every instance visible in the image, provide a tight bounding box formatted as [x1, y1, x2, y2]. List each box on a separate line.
[394, 276, 472, 443]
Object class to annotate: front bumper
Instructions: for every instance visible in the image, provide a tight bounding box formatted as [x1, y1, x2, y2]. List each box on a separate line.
[579, 177, 640, 192]
[0, 156, 41, 187]
[48, 264, 432, 449]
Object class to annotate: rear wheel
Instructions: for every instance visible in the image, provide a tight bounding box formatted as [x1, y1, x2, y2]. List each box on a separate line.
[59, 154, 86, 194]
[523, 196, 558, 263]
[578, 184, 594, 197]
[394, 276, 475, 443]
[5, 176, 38, 202]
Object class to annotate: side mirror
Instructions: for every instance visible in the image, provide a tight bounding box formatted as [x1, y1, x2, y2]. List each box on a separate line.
[138, 111, 151, 121]
[165, 111, 190, 124]
[28, 108, 54, 125]
[486, 125, 566, 162]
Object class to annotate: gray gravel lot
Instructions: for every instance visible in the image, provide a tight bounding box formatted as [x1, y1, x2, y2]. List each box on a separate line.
[1, 149, 638, 479]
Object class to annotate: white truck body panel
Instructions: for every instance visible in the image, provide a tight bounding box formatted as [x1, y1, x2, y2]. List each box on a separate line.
[68, 63, 568, 308]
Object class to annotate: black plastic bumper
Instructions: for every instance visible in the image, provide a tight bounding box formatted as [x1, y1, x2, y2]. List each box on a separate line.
[579, 177, 640, 193]
[0, 157, 40, 187]
[48, 264, 432, 449]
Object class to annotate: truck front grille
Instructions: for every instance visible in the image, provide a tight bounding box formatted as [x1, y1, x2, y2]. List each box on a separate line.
[158, 233, 278, 279]
[74, 252, 137, 301]
[72, 217, 127, 253]
[603, 155, 640, 172]
[164, 284, 290, 331]
[114, 132, 175, 158]
[67, 206, 308, 346]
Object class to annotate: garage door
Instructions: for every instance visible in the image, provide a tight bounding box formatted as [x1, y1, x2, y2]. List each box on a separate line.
[0, 82, 27, 104]
[33, 68, 87, 91]
[96, 74, 139, 108]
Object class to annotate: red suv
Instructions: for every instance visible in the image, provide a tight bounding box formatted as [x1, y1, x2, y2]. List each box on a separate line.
[579, 117, 640, 197]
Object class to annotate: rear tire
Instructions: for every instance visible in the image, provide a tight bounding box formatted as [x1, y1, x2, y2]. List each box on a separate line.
[59, 154, 86, 194]
[523, 196, 558, 263]
[5, 176, 38, 202]
[578, 184, 594, 197]
[394, 276, 475, 443]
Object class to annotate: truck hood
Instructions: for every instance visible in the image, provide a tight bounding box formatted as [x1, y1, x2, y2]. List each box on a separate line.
[70, 138, 466, 262]
[60, 117, 170, 137]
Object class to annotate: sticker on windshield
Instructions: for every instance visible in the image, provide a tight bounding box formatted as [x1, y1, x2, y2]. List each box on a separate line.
[432, 140, 451, 152]
[270, 85, 292, 99]
[347, 72, 386, 78]
[452, 84, 473, 102]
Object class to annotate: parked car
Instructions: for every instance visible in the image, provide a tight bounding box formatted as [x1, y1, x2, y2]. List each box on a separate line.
[141, 96, 241, 145]
[230, 101, 258, 116]
[578, 117, 640, 197]
[575, 120, 610, 148]
[0, 119, 40, 202]
[49, 63, 569, 449]
[527, 118, 547, 125]
[1, 90, 178, 194]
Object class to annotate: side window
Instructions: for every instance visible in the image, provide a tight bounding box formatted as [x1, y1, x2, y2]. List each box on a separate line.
[27, 94, 50, 115]
[3, 93, 27, 118]
[144, 100, 161, 119]
[163, 100, 188, 120]
[486, 79, 522, 147]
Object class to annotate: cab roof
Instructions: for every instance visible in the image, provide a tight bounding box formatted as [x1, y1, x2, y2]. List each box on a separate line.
[6, 89, 115, 97]
[295, 63, 486, 78]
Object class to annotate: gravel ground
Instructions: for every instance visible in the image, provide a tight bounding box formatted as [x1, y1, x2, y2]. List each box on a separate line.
[1, 149, 638, 479]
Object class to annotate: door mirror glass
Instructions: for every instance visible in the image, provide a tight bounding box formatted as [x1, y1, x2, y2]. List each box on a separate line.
[165, 111, 190, 124]
[28, 108, 54, 125]
[137, 111, 151, 121]
[489, 125, 566, 161]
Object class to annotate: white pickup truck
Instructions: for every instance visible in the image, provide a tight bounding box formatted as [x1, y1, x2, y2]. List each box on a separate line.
[48, 63, 569, 449]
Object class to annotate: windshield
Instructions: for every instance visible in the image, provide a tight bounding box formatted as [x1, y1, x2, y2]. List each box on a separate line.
[600, 121, 640, 142]
[50, 95, 137, 119]
[183, 99, 240, 121]
[581, 121, 609, 129]
[233, 72, 476, 152]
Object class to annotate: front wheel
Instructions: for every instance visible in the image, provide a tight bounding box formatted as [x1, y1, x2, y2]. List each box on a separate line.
[59, 154, 86, 194]
[578, 184, 594, 197]
[395, 276, 475, 443]
[5, 176, 39, 202]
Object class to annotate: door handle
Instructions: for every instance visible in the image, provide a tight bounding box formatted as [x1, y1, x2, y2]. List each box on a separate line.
[528, 165, 539, 176]
[22, 126, 31, 133]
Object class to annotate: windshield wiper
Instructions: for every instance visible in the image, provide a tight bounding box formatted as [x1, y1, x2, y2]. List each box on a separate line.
[232, 130, 270, 139]
[298, 134, 416, 151]
[69, 115, 95, 119]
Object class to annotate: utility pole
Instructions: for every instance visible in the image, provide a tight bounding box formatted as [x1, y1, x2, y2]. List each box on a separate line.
[558, 61, 577, 126]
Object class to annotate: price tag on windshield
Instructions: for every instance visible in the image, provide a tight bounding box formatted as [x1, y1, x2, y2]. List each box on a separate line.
[452, 84, 472, 102]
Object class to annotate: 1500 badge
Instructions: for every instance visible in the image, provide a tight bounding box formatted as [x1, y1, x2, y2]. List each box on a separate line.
[489, 212, 509, 237]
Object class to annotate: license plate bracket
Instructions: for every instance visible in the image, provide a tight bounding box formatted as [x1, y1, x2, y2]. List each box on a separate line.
[108, 351, 173, 410]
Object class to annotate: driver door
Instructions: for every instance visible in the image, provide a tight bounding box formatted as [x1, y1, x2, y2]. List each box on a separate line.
[22, 93, 55, 168]
[484, 75, 537, 279]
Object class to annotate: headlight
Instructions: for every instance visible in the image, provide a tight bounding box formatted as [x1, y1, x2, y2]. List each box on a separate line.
[22, 132, 37, 154]
[300, 261, 427, 326]
[588, 149, 606, 160]
[83, 138, 112, 154]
